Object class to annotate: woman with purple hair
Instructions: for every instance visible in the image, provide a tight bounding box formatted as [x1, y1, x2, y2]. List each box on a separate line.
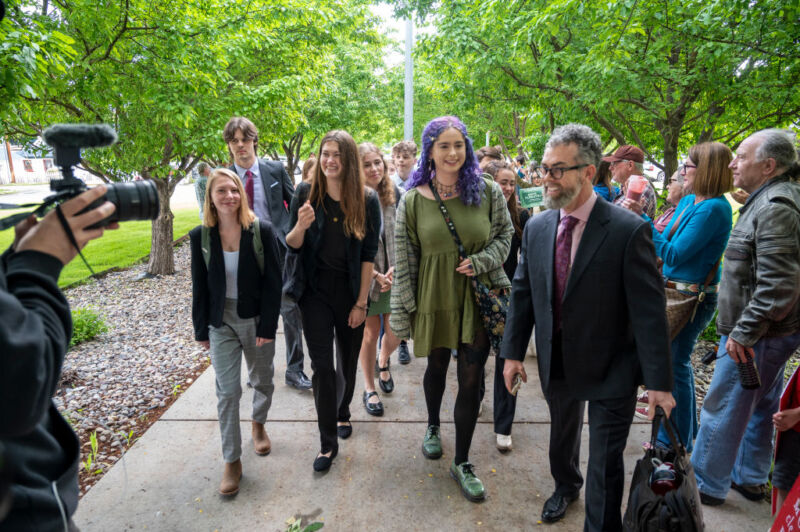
[390, 116, 513, 502]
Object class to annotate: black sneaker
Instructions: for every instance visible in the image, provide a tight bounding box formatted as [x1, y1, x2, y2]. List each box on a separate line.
[699, 492, 725, 506]
[398, 341, 411, 364]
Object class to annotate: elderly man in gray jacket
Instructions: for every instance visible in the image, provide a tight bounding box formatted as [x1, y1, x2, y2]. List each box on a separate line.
[692, 128, 800, 506]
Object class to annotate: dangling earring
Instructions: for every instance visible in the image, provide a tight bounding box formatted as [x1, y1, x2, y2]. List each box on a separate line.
[428, 159, 434, 171]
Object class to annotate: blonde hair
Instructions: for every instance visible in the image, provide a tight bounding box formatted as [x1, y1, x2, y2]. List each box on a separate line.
[203, 168, 256, 228]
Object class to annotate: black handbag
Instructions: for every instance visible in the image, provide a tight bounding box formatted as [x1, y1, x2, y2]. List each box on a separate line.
[428, 182, 509, 353]
[623, 407, 705, 532]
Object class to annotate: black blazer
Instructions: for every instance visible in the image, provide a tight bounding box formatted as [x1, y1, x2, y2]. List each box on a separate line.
[229, 159, 295, 246]
[190, 220, 283, 341]
[287, 182, 381, 302]
[500, 197, 673, 400]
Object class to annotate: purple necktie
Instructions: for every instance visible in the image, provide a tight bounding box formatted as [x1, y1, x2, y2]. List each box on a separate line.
[244, 170, 255, 210]
[554, 215, 579, 331]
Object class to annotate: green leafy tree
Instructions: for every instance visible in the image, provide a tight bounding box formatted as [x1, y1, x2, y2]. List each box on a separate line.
[404, 0, 800, 176]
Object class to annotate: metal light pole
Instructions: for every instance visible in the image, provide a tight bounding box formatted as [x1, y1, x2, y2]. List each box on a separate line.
[403, 15, 414, 141]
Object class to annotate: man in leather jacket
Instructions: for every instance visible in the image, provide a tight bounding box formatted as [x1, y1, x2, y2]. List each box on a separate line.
[691, 129, 800, 506]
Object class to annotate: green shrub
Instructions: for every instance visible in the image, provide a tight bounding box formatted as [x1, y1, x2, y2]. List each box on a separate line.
[698, 311, 720, 343]
[70, 307, 109, 347]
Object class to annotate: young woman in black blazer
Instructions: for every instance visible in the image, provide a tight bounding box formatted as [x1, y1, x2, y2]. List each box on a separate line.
[190, 168, 283, 496]
[286, 130, 381, 472]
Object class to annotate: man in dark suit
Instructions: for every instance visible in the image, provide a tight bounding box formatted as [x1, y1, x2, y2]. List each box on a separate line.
[500, 123, 675, 531]
[223, 117, 311, 390]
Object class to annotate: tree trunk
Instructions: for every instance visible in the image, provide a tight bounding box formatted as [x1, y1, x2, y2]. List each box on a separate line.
[146, 177, 175, 275]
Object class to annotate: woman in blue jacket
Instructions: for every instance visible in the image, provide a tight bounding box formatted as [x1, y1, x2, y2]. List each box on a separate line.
[634, 142, 734, 451]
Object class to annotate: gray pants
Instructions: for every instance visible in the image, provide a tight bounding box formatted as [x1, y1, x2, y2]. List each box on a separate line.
[281, 294, 305, 375]
[209, 299, 275, 463]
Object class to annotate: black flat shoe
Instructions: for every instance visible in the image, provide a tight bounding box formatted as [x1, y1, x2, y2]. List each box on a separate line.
[313, 447, 338, 472]
[541, 491, 579, 523]
[398, 341, 411, 364]
[377, 363, 394, 394]
[363, 391, 384, 416]
[337, 422, 352, 439]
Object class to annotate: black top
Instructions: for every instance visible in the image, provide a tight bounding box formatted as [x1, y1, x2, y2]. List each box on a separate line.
[190, 220, 283, 341]
[287, 182, 381, 302]
[504, 208, 531, 281]
[318, 195, 349, 272]
[1, 248, 80, 530]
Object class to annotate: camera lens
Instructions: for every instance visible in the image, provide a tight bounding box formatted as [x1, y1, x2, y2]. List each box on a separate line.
[103, 180, 159, 223]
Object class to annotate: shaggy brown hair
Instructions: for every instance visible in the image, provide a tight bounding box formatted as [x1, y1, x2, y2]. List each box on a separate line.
[358, 142, 395, 208]
[484, 160, 523, 240]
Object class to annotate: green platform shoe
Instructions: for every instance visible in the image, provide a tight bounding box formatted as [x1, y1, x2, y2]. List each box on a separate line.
[450, 460, 486, 502]
[421, 425, 442, 459]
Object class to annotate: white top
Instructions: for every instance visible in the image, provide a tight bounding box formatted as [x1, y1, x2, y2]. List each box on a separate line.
[223, 250, 239, 299]
[234, 161, 271, 223]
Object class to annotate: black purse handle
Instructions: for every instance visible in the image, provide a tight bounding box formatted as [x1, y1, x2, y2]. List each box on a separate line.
[428, 181, 468, 259]
[650, 406, 687, 457]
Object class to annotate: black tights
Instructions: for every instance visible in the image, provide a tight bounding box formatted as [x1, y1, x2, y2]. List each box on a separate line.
[423, 329, 490, 465]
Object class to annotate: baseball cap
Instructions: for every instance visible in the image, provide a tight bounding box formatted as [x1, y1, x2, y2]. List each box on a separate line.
[602, 145, 645, 164]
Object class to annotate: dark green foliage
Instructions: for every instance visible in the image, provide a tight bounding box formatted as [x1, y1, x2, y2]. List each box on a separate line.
[70, 307, 109, 348]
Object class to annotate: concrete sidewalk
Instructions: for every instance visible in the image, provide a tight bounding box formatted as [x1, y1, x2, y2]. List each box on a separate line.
[74, 325, 773, 531]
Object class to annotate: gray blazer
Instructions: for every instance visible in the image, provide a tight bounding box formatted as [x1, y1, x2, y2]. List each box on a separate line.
[500, 197, 673, 400]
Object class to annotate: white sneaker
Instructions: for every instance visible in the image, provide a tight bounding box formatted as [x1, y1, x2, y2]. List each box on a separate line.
[496, 433, 512, 453]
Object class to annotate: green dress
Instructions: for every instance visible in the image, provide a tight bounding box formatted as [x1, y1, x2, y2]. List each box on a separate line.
[404, 190, 493, 356]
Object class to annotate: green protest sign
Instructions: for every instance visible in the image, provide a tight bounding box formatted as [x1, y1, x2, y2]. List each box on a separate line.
[519, 187, 544, 209]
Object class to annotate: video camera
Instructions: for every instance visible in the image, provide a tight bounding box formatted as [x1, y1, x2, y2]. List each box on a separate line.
[0, 124, 159, 231]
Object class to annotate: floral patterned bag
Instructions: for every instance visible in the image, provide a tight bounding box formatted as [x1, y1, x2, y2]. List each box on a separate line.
[428, 183, 509, 353]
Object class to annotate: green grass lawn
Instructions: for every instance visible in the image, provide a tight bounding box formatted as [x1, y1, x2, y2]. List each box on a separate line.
[0, 208, 200, 287]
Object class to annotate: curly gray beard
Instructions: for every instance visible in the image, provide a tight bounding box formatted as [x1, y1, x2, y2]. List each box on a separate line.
[543, 174, 585, 210]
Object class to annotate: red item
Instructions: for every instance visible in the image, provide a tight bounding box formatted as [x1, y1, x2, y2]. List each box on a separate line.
[244, 170, 255, 210]
[771, 474, 800, 531]
[773, 365, 800, 516]
[627, 175, 647, 202]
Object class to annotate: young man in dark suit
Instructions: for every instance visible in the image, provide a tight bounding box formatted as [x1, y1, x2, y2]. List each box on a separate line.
[223, 117, 311, 390]
[500, 123, 675, 531]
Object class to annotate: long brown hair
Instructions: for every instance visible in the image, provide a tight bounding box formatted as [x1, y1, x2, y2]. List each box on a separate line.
[484, 160, 523, 240]
[358, 142, 395, 207]
[203, 168, 256, 228]
[310, 130, 367, 239]
[688, 142, 733, 197]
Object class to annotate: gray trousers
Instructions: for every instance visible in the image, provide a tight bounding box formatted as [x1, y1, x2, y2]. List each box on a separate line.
[281, 294, 305, 375]
[209, 299, 275, 463]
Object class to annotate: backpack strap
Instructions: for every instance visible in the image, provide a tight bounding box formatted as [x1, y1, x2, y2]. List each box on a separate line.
[200, 221, 264, 276]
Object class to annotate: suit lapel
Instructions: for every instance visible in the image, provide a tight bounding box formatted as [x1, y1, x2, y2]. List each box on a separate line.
[539, 210, 558, 307]
[564, 200, 610, 301]
[258, 160, 277, 216]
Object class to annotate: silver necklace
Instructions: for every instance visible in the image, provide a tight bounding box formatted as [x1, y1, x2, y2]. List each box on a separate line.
[433, 178, 457, 199]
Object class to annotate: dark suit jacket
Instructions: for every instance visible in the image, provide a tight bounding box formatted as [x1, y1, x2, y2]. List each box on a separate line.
[189, 220, 283, 342]
[230, 159, 295, 246]
[500, 197, 673, 400]
[287, 182, 381, 302]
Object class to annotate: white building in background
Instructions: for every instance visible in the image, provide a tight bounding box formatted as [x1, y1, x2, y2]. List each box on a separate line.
[1, 140, 97, 185]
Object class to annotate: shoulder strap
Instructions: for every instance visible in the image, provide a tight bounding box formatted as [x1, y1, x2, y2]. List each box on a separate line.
[201, 225, 211, 268]
[428, 181, 468, 258]
[250, 218, 264, 275]
[666, 207, 686, 241]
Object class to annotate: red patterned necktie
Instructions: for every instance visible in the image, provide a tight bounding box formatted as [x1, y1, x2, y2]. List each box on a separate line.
[244, 170, 255, 210]
[553, 215, 579, 331]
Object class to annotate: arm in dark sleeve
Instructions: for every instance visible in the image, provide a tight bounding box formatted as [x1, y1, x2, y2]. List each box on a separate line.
[360, 191, 381, 262]
[257, 220, 283, 339]
[279, 165, 295, 210]
[287, 183, 309, 253]
[0, 249, 70, 437]
[189, 227, 211, 342]
[624, 222, 673, 391]
[500, 222, 535, 362]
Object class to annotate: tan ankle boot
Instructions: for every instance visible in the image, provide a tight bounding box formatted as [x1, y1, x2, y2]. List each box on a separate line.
[252, 422, 271, 456]
[219, 459, 242, 496]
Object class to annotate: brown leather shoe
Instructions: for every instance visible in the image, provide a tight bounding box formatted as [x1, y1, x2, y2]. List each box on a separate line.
[219, 459, 242, 496]
[252, 422, 271, 456]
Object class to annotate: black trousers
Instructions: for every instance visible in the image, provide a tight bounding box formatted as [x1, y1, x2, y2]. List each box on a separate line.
[299, 269, 364, 453]
[546, 341, 637, 531]
[493, 356, 518, 435]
